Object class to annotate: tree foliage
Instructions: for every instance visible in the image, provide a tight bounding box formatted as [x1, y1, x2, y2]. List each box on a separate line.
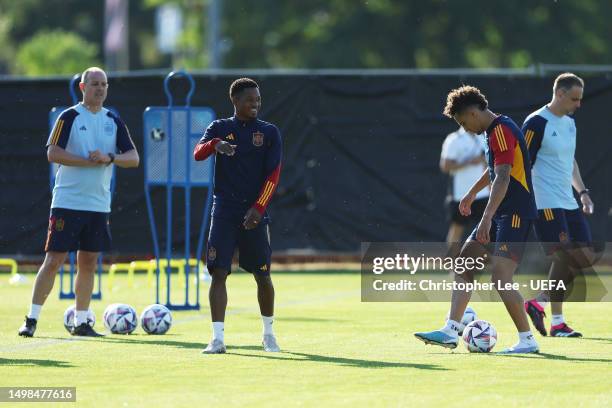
[0, 0, 611, 74]
[15, 30, 100, 76]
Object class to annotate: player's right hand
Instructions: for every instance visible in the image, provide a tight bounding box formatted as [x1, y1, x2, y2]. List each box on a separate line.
[215, 141, 237, 156]
[476, 216, 491, 244]
[459, 192, 475, 216]
[88, 150, 108, 166]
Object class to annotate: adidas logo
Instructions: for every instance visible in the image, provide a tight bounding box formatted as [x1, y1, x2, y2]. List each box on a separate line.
[79, 125, 87, 131]
[551, 131, 558, 137]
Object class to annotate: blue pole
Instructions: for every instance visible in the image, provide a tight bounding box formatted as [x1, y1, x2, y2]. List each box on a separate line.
[143, 109, 162, 305]
[166, 107, 173, 307]
[185, 106, 192, 306]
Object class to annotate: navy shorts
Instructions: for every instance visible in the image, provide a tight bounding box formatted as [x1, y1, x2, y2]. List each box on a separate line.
[468, 214, 532, 262]
[206, 204, 271, 276]
[534, 208, 592, 254]
[44, 208, 111, 252]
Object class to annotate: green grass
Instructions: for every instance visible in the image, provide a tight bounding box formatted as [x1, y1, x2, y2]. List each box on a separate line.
[1, 272, 610, 407]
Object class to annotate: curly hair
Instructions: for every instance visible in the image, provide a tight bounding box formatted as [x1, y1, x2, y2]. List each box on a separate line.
[443, 85, 488, 118]
[229, 77, 259, 98]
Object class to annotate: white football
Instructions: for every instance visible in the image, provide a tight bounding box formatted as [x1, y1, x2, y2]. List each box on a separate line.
[446, 306, 477, 334]
[462, 319, 498, 353]
[63, 305, 95, 332]
[446, 306, 477, 326]
[140, 304, 173, 335]
[103, 303, 138, 334]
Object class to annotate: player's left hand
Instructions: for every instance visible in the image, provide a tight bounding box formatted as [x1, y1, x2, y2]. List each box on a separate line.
[88, 150, 111, 164]
[581, 193, 594, 214]
[459, 192, 476, 216]
[243, 207, 262, 230]
[476, 216, 492, 244]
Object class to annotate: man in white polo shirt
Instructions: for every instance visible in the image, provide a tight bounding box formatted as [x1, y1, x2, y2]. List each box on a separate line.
[18, 67, 139, 338]
[440, 126, 490, 256]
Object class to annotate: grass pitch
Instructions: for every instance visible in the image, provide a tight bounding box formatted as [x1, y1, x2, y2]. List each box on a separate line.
[1, 271, 610, 407]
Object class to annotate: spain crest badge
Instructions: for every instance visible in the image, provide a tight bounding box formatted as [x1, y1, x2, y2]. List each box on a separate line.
[252, 131, 264, 147]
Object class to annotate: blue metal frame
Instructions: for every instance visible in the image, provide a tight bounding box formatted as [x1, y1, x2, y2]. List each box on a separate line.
[143, 70, 215, 310]
[49, 74, 116, 300]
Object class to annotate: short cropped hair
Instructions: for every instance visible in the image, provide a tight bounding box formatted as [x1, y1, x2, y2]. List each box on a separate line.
[443, 85, 488, 118]
[229, 77, 259, 98]
[81, 67, 106, 84]
[553, 72, 584, 92]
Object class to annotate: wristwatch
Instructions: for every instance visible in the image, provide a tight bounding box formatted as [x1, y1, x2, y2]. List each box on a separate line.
[579, 189, 590, 196]
[108, 152, 115, 165]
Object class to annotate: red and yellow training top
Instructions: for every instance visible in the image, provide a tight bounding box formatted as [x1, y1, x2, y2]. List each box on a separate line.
[484, 115, 537, 219]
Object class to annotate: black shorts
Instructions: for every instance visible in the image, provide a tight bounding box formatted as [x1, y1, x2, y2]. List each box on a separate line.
[446, 197, 488, 225]
[44, 208, 111, 252]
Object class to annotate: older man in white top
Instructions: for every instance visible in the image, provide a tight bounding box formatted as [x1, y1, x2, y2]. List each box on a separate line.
[18, 67, 139, 338]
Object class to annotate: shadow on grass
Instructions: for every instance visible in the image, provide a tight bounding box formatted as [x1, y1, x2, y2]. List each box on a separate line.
[280, 317, 346, 323]
[495, 351, 612, 363]
[0, 358, 74, 368]
[580, 337, 612, 344]
[262, 270, 359, 275]
[226, 345, 449, 370]
[37, 336, 447, 370]
[38, 335, 204, 350]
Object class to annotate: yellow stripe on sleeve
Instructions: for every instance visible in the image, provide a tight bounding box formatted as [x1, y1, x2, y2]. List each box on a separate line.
[525, 130, 533, 147]
[261, 182, 275, 205]
[500, 127, 508, 150]
[257, 183, 270, 205]
[495, 126, 507, 151]
[257, 182, 274, 206]
[51, 119, 64, 145]
[54, 120, 64, 144]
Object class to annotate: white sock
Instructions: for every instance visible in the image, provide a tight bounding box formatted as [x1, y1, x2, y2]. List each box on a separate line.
[212, 322, 224, 342]
[262, 315, 274, 336]
[27, 304, 42, 320]
[75, 310, 88, 326]
[518, 331, 536, 344]
[551, 314, 565, 326]
[441, 319, 460, 337]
